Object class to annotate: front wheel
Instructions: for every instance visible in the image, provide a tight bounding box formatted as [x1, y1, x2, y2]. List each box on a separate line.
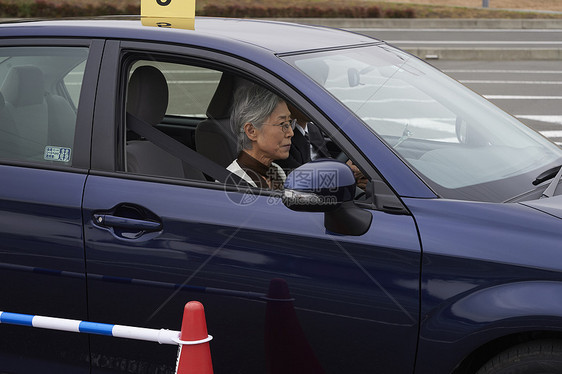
[476, 339, 562, 374]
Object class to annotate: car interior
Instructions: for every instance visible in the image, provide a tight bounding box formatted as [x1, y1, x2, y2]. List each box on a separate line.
[124, 61, 347, 186]
[126, 65, 205, 180]
[0, 65, 76, 162]
[0, 53, 369, 201]
[0, 48, 87, 165]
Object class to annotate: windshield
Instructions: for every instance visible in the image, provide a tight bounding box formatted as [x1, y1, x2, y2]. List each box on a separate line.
[283, 45, 562, 202]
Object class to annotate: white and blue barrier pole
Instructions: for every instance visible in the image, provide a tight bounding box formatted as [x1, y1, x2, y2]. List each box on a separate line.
[0, 311, 182, 345]
[1, 301, 215, 373]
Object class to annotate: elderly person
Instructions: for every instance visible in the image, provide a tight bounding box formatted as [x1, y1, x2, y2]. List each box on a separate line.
[228, 84, 294, 189]
[275, 102, 331, 171]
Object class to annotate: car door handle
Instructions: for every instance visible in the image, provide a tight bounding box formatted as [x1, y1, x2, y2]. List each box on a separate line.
[93, 214, 162, 231]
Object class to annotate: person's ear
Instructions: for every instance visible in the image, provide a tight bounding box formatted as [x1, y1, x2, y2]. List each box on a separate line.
[244, 122, 258, 141]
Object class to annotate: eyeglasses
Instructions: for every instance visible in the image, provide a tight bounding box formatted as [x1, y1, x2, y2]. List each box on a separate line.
[269, 118, 297, 134]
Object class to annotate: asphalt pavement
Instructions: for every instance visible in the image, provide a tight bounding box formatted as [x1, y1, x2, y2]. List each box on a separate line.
[285, 18, 562, 60]
[431, 60, 562, 146]
[4, 16, 560, 145]
[356, 27, 562, 60]
[339, 22, 562, 146]
[281, 18, 562, 146]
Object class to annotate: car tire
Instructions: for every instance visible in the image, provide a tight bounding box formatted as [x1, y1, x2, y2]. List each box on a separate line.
[476, 339, 562, 374]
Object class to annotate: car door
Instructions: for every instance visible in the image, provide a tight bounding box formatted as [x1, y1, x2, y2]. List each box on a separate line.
[0, 39, 103, 373]
[82, 41, 422, 373]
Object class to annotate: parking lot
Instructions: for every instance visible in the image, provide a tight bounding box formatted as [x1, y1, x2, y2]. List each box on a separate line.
[345, 22, 562, 146]
[432, 59, 562, 146]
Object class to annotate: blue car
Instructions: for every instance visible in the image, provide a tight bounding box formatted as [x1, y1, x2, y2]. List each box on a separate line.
[1, 16, 562, 374]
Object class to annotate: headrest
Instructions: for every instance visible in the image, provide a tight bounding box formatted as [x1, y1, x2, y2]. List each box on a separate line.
[127, 66, 169, 126]
[206, 73, 250, 120]
[1, 66, 45, 107]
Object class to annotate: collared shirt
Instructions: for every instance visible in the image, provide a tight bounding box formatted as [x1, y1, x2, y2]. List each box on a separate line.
[295, 122, 319, 161]
[229, 151, 285, 190]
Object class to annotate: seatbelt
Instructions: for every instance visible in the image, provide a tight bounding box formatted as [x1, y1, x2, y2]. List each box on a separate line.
[126, 112, 246, 185]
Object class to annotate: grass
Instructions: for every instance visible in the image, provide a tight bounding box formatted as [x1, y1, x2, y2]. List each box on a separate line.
[2, 0, 562, 18]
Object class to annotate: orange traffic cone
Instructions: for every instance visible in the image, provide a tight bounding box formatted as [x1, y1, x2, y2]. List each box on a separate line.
[264, 278, 324, 374]
[175, 301, 214, 374]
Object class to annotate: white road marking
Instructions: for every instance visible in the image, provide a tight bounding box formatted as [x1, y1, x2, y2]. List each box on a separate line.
[540, 130, 562, 137]
[388, 40, 562, 45]
[442, 69, 562, 74]
[461, 80, 562, 85]
[517, 115, 562, 126]
[485, 95, 562, 100]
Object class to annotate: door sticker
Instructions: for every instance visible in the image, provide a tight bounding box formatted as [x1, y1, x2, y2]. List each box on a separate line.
[44, 146, 71, 162]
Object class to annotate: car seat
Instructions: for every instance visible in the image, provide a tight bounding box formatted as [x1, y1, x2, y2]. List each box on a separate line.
[1, 65, 75, 161]
[0, 92, 19, 159]
[126, 65, 204, 180]
[195, 73, 249, 169]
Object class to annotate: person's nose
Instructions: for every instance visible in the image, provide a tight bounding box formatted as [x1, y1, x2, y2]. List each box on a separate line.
[286, 125, 294, 137]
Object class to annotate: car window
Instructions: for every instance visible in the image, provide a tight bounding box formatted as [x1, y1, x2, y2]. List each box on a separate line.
[284, 46, 562, 202]
[64, 60, 86, 108]
[122, 56, 371, 202]
[0, 46, 89, 165]
[124, 59, 223, 180]
[130, 60, 221, 118]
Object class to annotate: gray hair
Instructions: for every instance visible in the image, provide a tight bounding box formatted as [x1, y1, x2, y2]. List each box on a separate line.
[230, 84, 284, 152]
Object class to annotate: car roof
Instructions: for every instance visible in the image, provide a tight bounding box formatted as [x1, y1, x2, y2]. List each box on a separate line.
[0, 17, 379, 54]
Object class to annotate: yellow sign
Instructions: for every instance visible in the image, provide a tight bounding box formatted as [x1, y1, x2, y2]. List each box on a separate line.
[141, 17, 195, 30]
[141, 0, 196, 30]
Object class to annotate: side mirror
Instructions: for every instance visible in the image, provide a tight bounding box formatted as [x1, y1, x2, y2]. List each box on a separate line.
[283, 159, 372, 236]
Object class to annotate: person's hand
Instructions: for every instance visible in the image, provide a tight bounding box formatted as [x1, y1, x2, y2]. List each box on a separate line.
[346, 160, 368, 190]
